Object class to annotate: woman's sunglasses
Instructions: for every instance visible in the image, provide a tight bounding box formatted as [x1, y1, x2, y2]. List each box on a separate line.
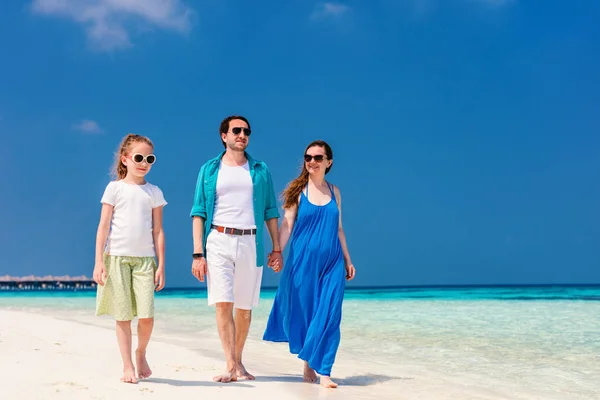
[304, 154, 326, 162]
[129, 153, 156, 164]
[231, 127, 251, 136]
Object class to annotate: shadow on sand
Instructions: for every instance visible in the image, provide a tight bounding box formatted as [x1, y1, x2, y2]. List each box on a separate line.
[255, 373, 410, 386]
[143, 377, 254, 388]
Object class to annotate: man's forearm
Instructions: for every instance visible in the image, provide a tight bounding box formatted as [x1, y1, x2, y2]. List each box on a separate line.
[266, 218, 280, 250]
[192, 216, 205, 253]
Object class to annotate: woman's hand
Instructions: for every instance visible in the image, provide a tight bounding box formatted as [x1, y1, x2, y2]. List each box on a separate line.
[345, 264, 356, 281]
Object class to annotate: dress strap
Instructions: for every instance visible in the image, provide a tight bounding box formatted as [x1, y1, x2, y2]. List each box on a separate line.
[327, 182, 337, 203]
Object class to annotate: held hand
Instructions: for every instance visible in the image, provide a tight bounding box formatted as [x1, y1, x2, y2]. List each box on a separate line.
[93, 262, 106, 286]
[268, 252, 283, 273]
[192, 257, 207, 282]
[345, 264, 356, 281]
[155, 266, 165, 291]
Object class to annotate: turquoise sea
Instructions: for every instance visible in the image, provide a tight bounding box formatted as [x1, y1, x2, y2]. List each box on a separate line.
[2, 285, 599, 399]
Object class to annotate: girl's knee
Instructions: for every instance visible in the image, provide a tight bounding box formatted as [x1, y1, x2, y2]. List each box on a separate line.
[138, 317, 154, 325]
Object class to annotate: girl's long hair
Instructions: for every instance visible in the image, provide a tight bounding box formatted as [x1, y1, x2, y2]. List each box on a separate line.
[112, 133, 154, 180]
[281, 140, 333, 209]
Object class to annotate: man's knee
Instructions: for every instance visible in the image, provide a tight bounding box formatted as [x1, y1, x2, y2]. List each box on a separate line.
[216, 302, 234, 314]
[235, 308, 252, 320]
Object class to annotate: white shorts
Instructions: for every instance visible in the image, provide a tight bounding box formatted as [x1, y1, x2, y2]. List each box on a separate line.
[205, 229, 263, 310]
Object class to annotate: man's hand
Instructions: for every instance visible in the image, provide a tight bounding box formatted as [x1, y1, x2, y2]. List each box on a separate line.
[155, 266, 165, 291]
[268, 252, 283, 273]
[192, 257, 207, 282]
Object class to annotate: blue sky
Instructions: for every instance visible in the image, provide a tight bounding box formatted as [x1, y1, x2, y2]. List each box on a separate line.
[1, 0, 599, 288]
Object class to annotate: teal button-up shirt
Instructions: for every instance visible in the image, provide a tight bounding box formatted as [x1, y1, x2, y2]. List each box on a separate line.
[190, 151, 280, 267]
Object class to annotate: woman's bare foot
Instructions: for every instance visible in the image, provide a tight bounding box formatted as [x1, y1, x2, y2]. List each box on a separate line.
[213, 367, 237, 383]
[135, 350, 152, 379]
[121, 365, 137, 384]
[320, 376, 338, 388]
[236, 363, 255, 380]
[303, 362, 317, 383]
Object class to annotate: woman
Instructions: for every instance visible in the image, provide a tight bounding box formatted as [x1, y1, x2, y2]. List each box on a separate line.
[263, 140, 356, 388]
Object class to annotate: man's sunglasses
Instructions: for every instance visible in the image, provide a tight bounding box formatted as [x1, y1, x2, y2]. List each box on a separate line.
[231, 127, 251, 136]
[129, 153, 156, 164]
[304, 154, 326, 162]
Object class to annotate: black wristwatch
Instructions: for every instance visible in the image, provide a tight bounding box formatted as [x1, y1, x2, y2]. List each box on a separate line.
[192, 253, 204, 259]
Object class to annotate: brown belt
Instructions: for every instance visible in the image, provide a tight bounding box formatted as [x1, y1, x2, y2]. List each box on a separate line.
[211, 224, 257, 236]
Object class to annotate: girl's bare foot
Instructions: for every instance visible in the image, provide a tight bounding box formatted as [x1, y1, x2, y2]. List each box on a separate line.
[135, 350, 152, 379]
[320, 376, 338, 388]
[121, 365, 137, 384]
[303, 362, 317, 383]
[236, 363, 255, 380]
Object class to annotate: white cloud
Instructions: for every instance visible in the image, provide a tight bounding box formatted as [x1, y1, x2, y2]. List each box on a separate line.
[31, 0, 194, 51]
[311, 2, 350, 20]
[73, 119, 103, 134]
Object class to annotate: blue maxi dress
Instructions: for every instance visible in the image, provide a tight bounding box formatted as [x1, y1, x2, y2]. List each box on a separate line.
[263, 183, 346, 376]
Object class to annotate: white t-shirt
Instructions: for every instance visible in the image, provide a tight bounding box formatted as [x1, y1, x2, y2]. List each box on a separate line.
[212, 162, 256, 229]
[100, 180, 167, 257]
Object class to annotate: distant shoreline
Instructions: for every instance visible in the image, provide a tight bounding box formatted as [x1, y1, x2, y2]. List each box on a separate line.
[1, 281, 599, 292]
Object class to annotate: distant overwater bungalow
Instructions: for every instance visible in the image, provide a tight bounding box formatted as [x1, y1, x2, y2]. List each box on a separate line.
[0, 276, 96, 291]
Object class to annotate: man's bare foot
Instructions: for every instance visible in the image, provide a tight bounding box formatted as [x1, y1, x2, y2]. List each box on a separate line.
[320, 376, 338, 388]
[303, 362, 317, 383]
[121, 365, 137, 384]
[135, 350, 152, 379]
[236, 363, 255, 380]
[213, 367, 237, 383]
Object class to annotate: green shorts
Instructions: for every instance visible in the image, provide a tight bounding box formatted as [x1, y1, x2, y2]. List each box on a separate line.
[95, 254, 157, 321]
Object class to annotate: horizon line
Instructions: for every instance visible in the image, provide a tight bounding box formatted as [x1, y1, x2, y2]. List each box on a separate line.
[151, 283, 600, 291]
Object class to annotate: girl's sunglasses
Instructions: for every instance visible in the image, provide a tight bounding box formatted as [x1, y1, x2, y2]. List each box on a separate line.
[129, 153, 156, 164]
[231, 127, 251, 136]
[304, 154, 325, 162]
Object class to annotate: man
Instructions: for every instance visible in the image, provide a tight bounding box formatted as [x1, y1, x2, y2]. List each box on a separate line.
[190, 115, 283, 383]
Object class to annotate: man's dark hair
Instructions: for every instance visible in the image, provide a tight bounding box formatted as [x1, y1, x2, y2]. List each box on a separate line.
[219, 115, 251, 148]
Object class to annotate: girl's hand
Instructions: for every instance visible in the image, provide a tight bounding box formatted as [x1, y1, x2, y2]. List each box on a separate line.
[155, 267, 165, 291]
[93, 262, 106, 286]
[345, 264, 356, 281]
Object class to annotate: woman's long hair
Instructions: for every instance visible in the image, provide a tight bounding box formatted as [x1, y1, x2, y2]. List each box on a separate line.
[281, 140, 333, 209]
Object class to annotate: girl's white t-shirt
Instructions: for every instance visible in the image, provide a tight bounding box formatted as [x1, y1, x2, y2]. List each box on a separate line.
[101, 180, 167, 257]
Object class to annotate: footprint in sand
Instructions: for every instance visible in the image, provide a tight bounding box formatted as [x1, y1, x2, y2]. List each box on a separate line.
[170, 364, 198, 372]
[140, 388, 154, 393]
[52, 381, 88, 392]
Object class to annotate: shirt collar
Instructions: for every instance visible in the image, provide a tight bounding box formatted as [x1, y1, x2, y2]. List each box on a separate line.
[216, 150, 258, 169]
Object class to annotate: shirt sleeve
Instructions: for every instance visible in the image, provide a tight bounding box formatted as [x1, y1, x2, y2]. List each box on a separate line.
[263, 165, 280, 221]
[190, 165, 207, 219]
[152, 185, 168, 208]
[100, 181, 116, 205]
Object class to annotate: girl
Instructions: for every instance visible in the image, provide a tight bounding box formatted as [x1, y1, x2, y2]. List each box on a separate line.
[93, 133, 167, 384]
[263, 140, 356, 389]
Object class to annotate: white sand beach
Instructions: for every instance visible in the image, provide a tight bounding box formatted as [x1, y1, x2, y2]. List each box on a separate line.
[1, 305, 592, 400]
[0, 309, 410, 400]
[0, 310, 313, 400]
